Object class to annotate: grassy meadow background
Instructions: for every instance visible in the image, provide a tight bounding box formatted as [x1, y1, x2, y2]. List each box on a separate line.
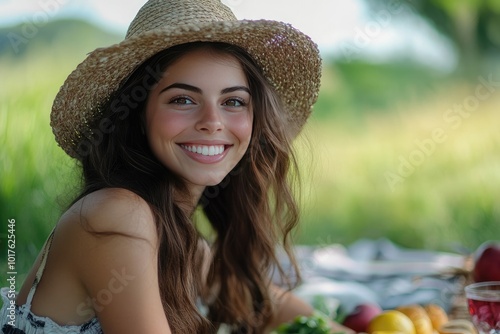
[1, 18, 500, 285]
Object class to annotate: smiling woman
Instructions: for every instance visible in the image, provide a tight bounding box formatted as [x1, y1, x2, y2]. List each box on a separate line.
[144, 47, 253, 191]
[0, 0, 354, 333]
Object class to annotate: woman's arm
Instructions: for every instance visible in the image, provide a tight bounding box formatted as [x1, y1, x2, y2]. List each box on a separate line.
[72, 188, 172, 334]
[265, 284, 355, 334]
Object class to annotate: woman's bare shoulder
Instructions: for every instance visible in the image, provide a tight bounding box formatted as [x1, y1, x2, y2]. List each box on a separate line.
[50, 188, 171, 332]
[61, 187, 157, 241]
[52, 187, 160, 287]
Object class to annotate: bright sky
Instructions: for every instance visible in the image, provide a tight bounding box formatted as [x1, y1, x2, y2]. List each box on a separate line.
[0, 0, 457, 70]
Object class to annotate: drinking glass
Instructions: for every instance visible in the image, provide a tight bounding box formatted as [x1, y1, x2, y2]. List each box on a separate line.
[465, 281, 500, 334]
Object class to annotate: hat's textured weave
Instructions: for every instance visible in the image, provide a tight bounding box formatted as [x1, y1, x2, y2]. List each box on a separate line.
[50, 0, 322, 159]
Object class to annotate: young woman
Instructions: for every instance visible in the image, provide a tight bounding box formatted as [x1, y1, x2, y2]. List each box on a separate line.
[1, 0, 352, 333]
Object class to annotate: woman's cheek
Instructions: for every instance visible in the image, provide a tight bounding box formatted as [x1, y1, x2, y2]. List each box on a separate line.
[232, 112, 253, 144]
[154, 111, 190, 136]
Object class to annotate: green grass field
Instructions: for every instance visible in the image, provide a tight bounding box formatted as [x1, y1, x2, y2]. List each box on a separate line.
[296, 88, 500, 249]
[1, 45, 500, 286]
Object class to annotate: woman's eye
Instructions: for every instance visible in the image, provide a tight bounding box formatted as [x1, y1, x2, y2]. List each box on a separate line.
[170, 97, 194, 105]
[223, 98, 245, 107]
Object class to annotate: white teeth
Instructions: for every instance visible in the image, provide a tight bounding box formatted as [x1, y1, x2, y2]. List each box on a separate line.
[181, 144, 225, 156]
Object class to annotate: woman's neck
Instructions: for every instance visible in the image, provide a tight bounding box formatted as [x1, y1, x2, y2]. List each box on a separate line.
[175, 184, 205, 216]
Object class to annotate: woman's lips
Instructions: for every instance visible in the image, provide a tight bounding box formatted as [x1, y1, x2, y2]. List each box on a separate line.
[179, 144, 231, 163]
[180, 144, 225, 156]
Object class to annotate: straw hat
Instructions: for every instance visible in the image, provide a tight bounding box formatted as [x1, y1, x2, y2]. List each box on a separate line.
[50, 0, 322, 159]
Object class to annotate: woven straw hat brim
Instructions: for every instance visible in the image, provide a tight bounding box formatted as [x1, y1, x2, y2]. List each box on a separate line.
[51, 19, 322, 159]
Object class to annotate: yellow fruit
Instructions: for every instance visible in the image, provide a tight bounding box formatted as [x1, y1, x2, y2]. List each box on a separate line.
[397, 305, 434, 334]
[368, 310, 416, 334]
[424, 304, 449, 331]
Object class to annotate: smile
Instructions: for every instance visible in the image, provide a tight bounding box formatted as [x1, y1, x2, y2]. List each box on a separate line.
[180, 144, 225, 156]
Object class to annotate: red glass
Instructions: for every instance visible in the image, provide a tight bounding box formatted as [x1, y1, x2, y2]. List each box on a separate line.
[465, 281, 500, 334]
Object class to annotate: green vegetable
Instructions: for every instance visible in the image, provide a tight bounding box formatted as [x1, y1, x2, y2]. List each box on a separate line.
[271, 311, 336, 334]
[310, 295, 347, 324]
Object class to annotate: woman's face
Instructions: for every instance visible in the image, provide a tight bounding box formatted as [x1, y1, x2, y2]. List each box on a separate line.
[145, 48, 253, 193]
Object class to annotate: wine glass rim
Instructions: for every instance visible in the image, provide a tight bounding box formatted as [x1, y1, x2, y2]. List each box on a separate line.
[465, 281, 500, 290]
[465, 281, 500, 301]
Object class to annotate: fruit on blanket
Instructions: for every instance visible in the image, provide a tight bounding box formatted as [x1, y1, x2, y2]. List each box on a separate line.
[396, 305, 433, 334]
[473, 241, 500, 282]
[423, 304, 448, 331]
[367, 310, 416, 334]
[343, 303, 383, 332]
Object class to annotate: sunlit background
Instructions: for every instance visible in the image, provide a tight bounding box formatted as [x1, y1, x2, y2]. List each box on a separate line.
[1, 0, 500, 284]
[0, 0, 458, 67]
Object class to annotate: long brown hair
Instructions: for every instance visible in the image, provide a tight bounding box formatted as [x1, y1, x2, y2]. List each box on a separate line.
[72, 42, 302, 333]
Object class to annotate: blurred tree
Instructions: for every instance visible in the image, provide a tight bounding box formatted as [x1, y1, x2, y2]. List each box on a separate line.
[368, 0, 500, 74]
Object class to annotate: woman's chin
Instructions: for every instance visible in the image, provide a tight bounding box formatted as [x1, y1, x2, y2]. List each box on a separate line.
[186, 174, 229, 191]
[201, 171, 233, 187]
[205, 177, 227, 187]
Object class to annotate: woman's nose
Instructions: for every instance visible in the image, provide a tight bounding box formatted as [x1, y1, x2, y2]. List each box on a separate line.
[195, 103, 224, 134]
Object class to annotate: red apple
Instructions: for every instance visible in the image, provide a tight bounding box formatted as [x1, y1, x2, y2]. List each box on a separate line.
[473, 241, 500, 282]
[342, 303, 382, 333]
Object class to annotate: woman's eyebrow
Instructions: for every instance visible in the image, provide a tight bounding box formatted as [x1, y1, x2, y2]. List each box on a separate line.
[160, 83, 202, 94]
[221, 86, 251, 95]
[159, 83, 250, 95]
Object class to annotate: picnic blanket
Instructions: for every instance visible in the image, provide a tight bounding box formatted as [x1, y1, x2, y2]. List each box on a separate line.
[277, 238, 467, 315]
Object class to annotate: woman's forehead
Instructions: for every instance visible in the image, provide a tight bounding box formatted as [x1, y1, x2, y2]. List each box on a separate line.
[157, 49, 248, 90]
